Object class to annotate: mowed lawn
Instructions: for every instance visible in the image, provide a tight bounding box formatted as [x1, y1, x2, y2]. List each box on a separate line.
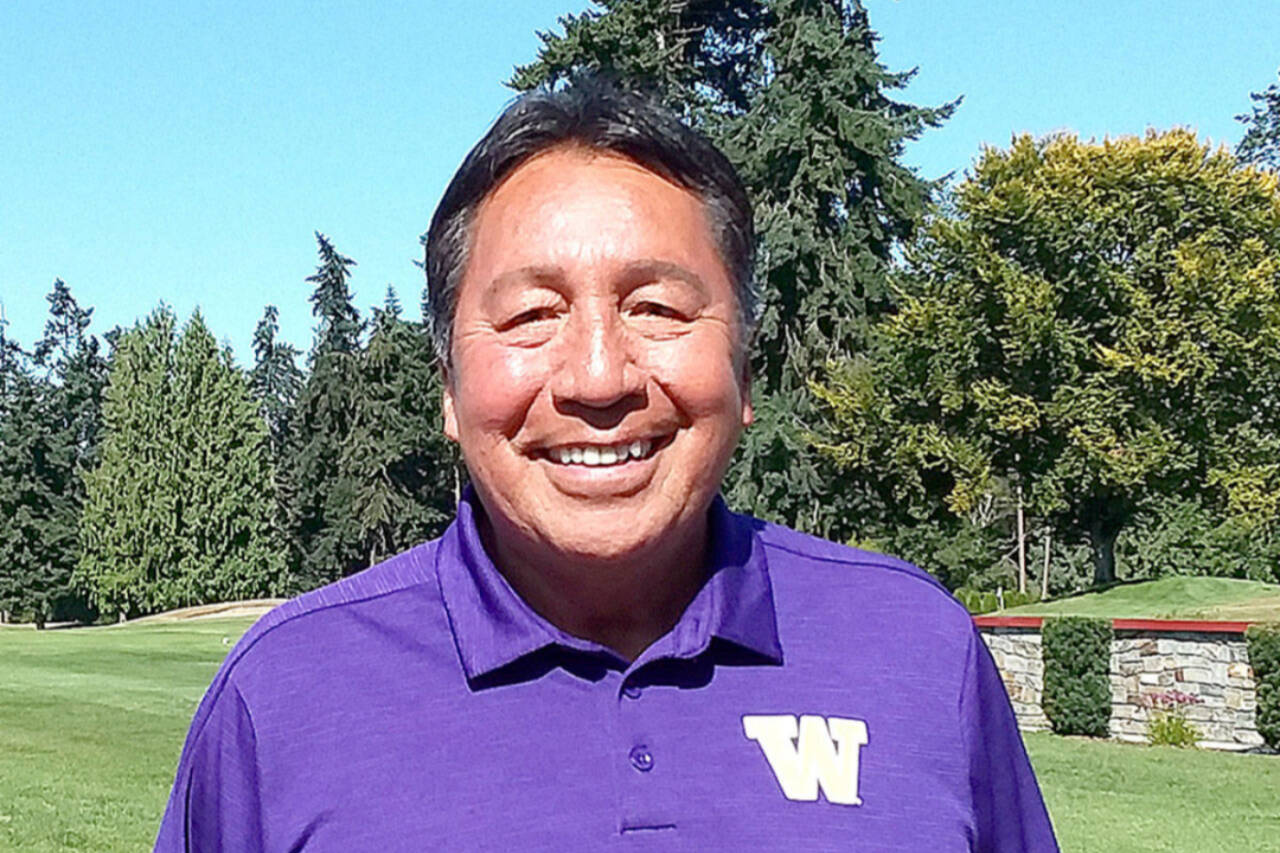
[3, 618, 1278, 851]
[1000, 576, 1280, 622]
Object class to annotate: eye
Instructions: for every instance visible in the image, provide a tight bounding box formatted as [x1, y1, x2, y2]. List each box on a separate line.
[631, 301, 686, 321]
[501, 306, 559, 330]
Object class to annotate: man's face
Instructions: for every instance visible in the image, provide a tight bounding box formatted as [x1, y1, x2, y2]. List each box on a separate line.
[444, 146, 752, 565]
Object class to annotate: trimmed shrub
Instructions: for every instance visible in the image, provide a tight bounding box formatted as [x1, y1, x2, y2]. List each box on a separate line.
[1246, 624, 1280, 750]
[1042, 616, 1113, 737]
[954, 587, 1040, 614]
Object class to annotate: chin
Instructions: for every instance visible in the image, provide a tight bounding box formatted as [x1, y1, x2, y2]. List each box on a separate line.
[536, 517, 666, 566]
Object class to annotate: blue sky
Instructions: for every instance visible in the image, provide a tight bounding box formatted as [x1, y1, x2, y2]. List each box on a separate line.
[2, 0, 1277, 365]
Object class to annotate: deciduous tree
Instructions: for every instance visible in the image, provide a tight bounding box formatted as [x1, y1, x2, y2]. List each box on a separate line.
[814, 130, 1280, 586]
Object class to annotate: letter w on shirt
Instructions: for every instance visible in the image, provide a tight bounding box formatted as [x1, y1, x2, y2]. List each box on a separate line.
[742, 715, 869, 806]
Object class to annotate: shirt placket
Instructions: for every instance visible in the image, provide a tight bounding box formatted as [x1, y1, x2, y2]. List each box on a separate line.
[611, 664, 679, 842]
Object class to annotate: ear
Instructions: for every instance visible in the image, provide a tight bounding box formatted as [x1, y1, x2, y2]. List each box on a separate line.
[441, 364, 460, 443]
[739, 361, 754, 428]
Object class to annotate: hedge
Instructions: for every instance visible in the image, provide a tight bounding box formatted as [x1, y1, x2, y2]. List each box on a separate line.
[954, 588, 1040, 614]
[1042, 616, 1113, 737]
[1246, 624, 1280, 750]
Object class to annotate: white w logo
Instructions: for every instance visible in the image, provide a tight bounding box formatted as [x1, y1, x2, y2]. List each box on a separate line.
[742, 715, 869, 806]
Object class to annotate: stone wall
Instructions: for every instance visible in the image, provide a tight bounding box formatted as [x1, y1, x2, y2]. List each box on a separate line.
[978, 621, 1262, 750]
[1109, 631, 1260, 750]
[981, 627, 1050, 731]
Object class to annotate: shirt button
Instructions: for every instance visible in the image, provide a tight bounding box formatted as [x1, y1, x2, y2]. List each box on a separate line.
[622, 684, 642, 700]
[628, 745, 654, 772]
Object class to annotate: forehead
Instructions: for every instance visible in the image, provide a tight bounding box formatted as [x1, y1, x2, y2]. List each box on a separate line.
[463, 146, 724, 281]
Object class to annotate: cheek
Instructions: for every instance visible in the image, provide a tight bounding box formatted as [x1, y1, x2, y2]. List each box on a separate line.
[642, 336, 746, 418]
[453, 343, 548, 436]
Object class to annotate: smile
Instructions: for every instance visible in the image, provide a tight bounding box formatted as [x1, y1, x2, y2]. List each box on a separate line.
[543, 436, 668, 467]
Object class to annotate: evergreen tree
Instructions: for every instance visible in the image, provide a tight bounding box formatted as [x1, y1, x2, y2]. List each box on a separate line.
[170, 312, 290, 603]
[1237, 67, 1280, 171]
[0, 282, 104, 626]
[283, 233, 365, 587]
[78, 307, 179, 618]
[0, 359, 77, 626]
[336, 288, 457, 567]
[79, 308, 288, 617]
[250, 304, 305, 462]
[511, 0, 955, 537]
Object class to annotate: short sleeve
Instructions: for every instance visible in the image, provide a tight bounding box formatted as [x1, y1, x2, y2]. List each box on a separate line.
[960, 626, 1060, 852]
[154, 678, 264, 852]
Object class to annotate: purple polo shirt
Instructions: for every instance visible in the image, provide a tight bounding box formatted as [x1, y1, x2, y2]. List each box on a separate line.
[156, 492, 1057, 851]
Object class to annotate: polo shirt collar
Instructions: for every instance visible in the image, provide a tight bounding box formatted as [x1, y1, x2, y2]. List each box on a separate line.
[435, 487, 783, 683]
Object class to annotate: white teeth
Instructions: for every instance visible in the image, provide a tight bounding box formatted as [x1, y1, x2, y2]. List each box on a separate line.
[550, 440, 657, 465]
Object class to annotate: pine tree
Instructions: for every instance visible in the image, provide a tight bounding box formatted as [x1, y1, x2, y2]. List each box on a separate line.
[78, 307, 179, 618]
[1236, 68, 1280, 171]
[250, 304, 305, 463]
[336, 287, 457, 567]
[79, 308, 288, 617]
[170, 312, 290, 603]
[0, 282, 104, 626]
[282, 233, 365, 587]
[511, 0, 955, 537]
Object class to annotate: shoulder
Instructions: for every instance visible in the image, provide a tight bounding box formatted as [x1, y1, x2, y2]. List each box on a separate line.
[752, 518, 975, 645]
[215, 539, 447, 693]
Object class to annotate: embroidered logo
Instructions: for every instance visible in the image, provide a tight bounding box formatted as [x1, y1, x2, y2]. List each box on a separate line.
[742, 714, 869, 806]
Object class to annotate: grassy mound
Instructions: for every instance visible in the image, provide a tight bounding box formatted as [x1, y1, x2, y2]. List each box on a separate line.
[1001, 577, 1280, 622]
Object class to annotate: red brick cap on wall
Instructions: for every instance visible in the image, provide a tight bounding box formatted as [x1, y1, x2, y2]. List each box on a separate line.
[972, 615, 1253, 634]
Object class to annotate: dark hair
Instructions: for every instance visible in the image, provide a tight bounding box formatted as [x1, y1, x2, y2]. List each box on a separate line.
[422, 75, 757, 363]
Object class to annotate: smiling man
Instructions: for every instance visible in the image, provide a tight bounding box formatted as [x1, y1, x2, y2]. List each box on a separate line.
[156, 78, 1057, 852]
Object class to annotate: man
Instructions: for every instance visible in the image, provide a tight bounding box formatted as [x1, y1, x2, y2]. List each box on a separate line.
[156, 78, 1057, 851]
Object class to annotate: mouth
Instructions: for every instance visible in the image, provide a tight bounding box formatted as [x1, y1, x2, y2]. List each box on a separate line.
[539, 433, 674, 467]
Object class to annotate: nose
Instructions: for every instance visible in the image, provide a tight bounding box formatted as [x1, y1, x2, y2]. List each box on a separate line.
[551, 302, 645, 419]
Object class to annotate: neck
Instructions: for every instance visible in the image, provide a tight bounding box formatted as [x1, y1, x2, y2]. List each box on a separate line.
[478, 509, 709, 662]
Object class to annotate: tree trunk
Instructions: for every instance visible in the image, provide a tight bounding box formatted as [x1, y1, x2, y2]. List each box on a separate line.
[1016, 482, 1027, 594]
[1041, 530, 1051, 599]
[1087, 516, 1121, 587]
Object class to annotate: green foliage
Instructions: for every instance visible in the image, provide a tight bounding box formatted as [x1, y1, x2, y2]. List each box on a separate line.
[0, 281, 104, 626]
[512, 0, 955, 539]
[282, 233, 365, 587]
[1236, 67, 1280, 171]
[1246, 623, 1280, 750]
[815, 130, 1280, 586]
[249, 304, 304, 464]
[1042, 616, 1113, 737]
[1143, 690, 1202, 748]
[953, 587, 1039, 614]
[78, 308, 289, 617]
[1116, 497, 1280, 584]
[333, 291, 457, 567]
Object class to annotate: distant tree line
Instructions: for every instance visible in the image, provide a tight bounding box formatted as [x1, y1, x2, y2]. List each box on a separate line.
[1, 1, 1277, 626]
[0, 235, 457, 626]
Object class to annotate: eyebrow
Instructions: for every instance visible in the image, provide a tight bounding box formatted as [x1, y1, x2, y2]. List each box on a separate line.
[484, 259, 711, 297]
[485, 265, 563, 297]
[617, 259, 710, 295]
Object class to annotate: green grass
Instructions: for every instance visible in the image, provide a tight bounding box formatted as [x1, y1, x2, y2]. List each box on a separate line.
[0, 618, 255, 852]
[1001, 576, 1280, 622]
[3, 617, 1279, 851]
[1026, 732, 1280, 852]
